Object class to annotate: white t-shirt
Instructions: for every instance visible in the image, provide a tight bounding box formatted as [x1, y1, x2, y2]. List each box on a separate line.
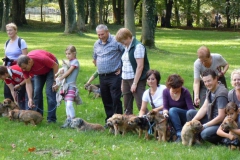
[142, 84, 166, 109]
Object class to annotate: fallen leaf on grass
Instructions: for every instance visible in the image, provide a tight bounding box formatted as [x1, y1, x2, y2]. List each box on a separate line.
[11, 144, 16, 149]
[28, 147, 36, 152]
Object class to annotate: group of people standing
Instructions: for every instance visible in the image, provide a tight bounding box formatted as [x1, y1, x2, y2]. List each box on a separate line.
[1, 23, 80, 127]
[93, 24, 239, 146]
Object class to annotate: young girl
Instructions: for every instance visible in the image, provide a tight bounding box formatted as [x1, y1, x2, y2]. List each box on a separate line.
[217, 102, 240, 141]
[58, 45, 80, 128]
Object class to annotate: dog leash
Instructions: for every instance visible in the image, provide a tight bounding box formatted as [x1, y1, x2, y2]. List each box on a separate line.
[144, 116, 155, 135]
[122, 91, 133, 114]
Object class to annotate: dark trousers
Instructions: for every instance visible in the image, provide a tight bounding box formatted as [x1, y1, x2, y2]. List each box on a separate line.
[4, 83, 14, 101]
[187, 109, 222, 144]
[99, 73, 122, 122]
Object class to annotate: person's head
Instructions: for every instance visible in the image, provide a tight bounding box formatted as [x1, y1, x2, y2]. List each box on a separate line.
[197, 46, 211, 66]
[166, 74, 184, 94]
[17, 55, 33, 72]
[202, 69, 218, 92]
[6, 23, 17, 38]
[65, 45, 77, 60]
[225, 102, 239, 120]
[115, 28, 133, 47]
[96, 24, 109, 43]
[231, 69, 240, 90]
[146, 70, 161, 87]
[0, 66, 9, 80]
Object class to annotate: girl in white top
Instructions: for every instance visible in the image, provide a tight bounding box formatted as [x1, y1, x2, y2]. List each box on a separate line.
[139, 70, 166, 116]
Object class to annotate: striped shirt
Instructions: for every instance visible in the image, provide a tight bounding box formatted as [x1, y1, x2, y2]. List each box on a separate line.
[93, 33, 124, 74]
[122, 38, 145, 80]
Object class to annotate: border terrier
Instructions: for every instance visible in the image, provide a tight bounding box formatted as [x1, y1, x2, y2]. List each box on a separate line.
[84, 84, 101, 98]
[181, 119, 202, 146]
[128, 116, 150, 139]
[70, 118, 105, 131]
[3, 98, 20, 110]
[8, 109, 43, 125]
[0, 102, 8, 117]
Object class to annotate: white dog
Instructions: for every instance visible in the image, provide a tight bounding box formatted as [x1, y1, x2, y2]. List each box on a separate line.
[54, 60, 69, 87]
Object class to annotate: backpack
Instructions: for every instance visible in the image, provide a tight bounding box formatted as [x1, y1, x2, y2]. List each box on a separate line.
[5, 38, 22, 49]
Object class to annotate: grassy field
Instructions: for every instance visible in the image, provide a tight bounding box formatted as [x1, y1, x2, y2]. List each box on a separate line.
[0, 21, 240, 159]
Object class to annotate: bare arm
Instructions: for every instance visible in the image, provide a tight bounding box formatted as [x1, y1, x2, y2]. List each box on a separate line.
[21, 48, 28, 55]
[7, 84, 17, 102]
[205, 108, 225, 126]
[25, 78, 34, 108]
[52, 62, 59, 79]
[59, 66, 75, 80]
[217, 123, 236, 140]
[139, 101, 148, 117]
[221, 63, 229, 75]
[193, 78, 200, 106]
[193, 99, 208, 121]
[131, 58, 144, 93]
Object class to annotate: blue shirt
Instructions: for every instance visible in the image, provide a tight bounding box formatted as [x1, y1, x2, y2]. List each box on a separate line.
[93, 33, 124, 74]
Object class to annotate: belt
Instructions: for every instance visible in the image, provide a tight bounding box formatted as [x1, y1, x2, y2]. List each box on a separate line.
[99, 71, 116, 76]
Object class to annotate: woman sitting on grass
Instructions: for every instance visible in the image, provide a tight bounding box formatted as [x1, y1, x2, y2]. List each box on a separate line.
[163, 74, 195, 143]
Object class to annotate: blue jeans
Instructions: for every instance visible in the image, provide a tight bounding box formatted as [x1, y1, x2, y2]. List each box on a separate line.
[99, 73, 122, 122]
[186, 109, 222, 144]
[169, 107, 187, 137]
[33, 69, 57, 122]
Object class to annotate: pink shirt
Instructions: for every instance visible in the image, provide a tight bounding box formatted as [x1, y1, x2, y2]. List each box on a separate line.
[5, 65, 25, 85]
[23, 50, 56, 79]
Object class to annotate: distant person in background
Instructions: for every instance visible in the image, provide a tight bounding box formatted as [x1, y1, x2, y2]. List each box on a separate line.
[215, 13, 219, 28]
[193, 46, 229, 107]
[3, 22, 28, 101]
[116, 28, 150, 115]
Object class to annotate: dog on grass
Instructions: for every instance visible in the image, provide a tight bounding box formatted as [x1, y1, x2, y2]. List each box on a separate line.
[70, 118, 105, 131]
[181, 119, 202, 146]
[128, 116, 150, 139]
[146, 110, 168, 142]
[3, 98, 20, 110]
[106, 116, 115, 134]
[8, 109, 43, 125]
[0, 102, 8, 117]
[84, 83, 101, 98]
[221, 117, 240, 150]
[110, 114, 138, 136]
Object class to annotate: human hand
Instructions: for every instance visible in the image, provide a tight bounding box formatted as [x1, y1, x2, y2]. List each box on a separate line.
[131, 84, 137, 93]
[228, 134, 236, 141]
[52, 82, 59, 92]
[194, 97, 200, 106]
[115, 69, 121, 75]
[163, 113, 169, 118]
[14, 84, 21, 90]
[28, 99, 35, 109]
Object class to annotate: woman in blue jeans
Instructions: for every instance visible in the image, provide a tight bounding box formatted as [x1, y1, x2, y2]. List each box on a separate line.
[163, 74, 195, 142]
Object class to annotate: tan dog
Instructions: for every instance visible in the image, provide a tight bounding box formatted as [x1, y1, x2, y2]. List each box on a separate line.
[111, 114, 138, 136]
[3, 98, 20, 110]
[181, 119, 202, 146]
[106, 116, 115, 134]
[128, 116, 150, 139]
[0, 102, 8, 117]
[8, 109, 43, 125]
[146, 110, 167, 142]
[85, 84, 101, 98]
[221, 117, 240, 150]
[70, 118, 105, 131]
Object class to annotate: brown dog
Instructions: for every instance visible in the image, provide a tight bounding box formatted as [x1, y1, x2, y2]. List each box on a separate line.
[181, 119, 202, 146]
[128, 116, 150, 139]
[8, 109, 43, 125]
[85, 84, 101, 98]
[111, 114, 138, 136]
[3, 98, 20, 110]
[0, 102, 8, 117]
[146, 110, 167, 142]
[221, 117, 240, 150]
[106, 116, 115, 134]
[70, 118, 105, 131]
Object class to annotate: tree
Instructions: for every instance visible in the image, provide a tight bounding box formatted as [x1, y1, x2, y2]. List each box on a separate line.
[124, 0, 135, 36]
[186, 0, 193, 27]
[89, 0, 96, 29]
[12, 0, 27, 26]
[64, 0, 76, 33]
[113, 0, 122, 24]
[141, 0, 156, 48]
[58, 0, 65, 24]
[165, 0, 173, 28]
[98, 0, 104, 24]
[76, 0, 85, 32]
[1, 0, 10, 31]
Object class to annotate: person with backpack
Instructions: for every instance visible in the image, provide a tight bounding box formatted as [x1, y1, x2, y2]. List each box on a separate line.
[3, 23, 28, 101]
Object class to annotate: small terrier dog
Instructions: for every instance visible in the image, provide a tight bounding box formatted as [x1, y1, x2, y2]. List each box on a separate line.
[3, 98, 20, 111]
[181, 119, 202, 146]
[128, 116, 150, 139]
[54, 60, 69, 87]
[84, 83, 101, 98]
[70, 118, 105, 131]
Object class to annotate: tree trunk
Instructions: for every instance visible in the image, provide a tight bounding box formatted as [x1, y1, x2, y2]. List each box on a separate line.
[113, 0, 122, 24]
[1, 0, 10, 31]
[226, 0, 231, 28]
[64, 0, 76, 34]
[186, 0, 193, 27]
[76, 0, 85, 32]
[142, 0, 156, 48]
[89, 0, 96, 29]
[196, 0, 200, 27]
[174, 0, 180, 26]
[98, 0, 104, 24]
[12, 0, 26, 26]
[58, 0, 65, 24]
[165, 0, 173, 28]
[124, 0, 135, 36]
[41, 2, 43, 22]
[139, 2, 142, 24]
[85, 0, 89, 24]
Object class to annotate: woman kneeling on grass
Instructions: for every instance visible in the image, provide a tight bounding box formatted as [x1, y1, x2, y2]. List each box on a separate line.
[163, 74, 195, 142]
[139, 69, 166, 116]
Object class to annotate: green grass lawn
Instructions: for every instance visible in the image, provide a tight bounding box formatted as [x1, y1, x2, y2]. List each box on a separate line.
[0, 21, 240, 159]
